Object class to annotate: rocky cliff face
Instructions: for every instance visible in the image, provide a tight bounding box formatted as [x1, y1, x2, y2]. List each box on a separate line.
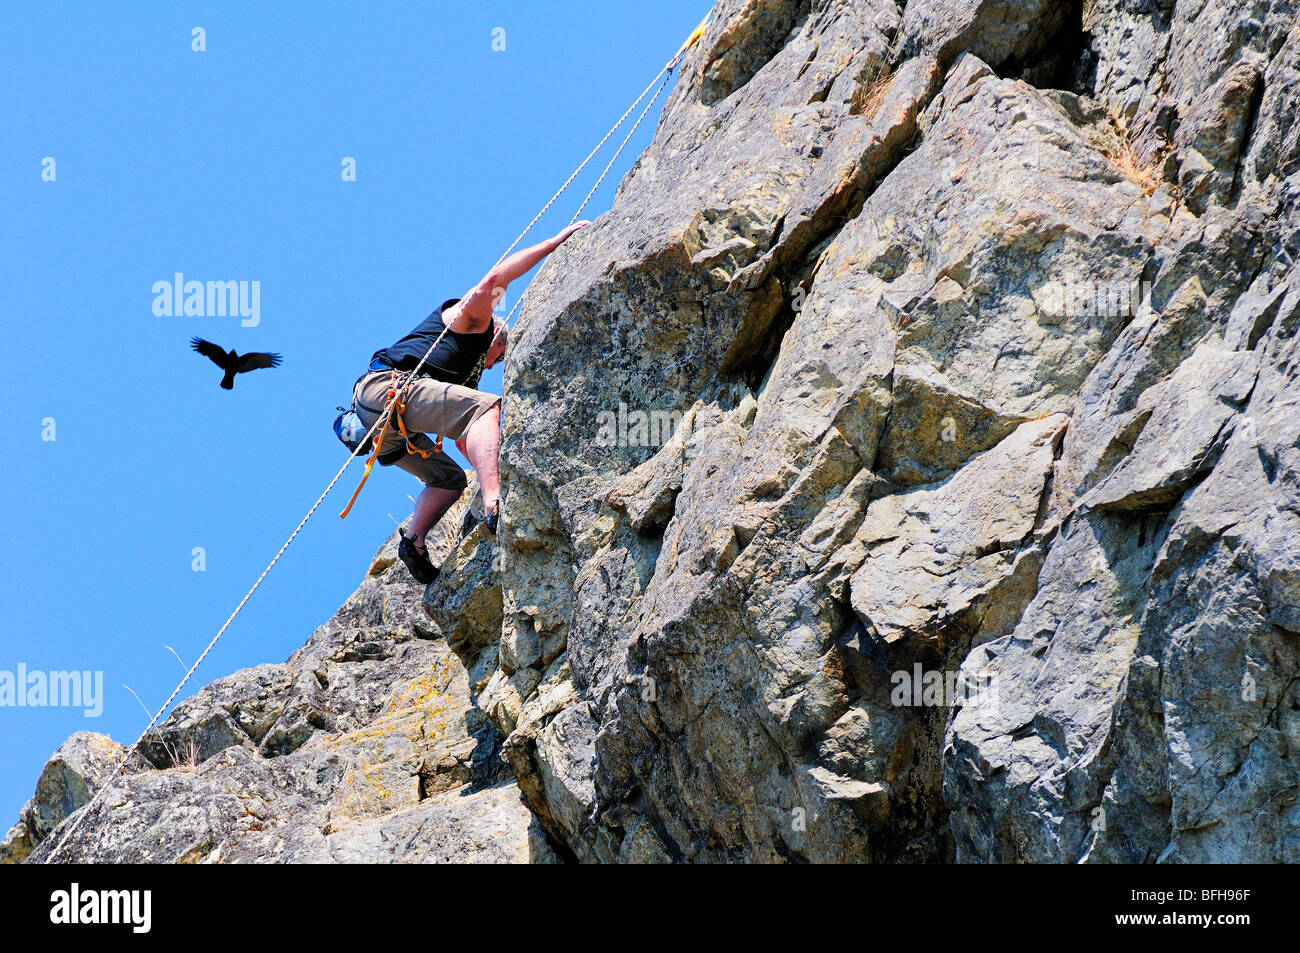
[11, 0, 1300, 863]
[437, 0, 1300, 863]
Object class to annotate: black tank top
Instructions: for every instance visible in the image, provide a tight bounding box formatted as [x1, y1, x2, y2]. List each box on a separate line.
[372, 307, 493, 387]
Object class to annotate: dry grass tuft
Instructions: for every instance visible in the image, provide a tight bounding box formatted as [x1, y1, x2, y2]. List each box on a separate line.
[163, 739, 202, 773]
[1101, 111, 1164, 196]
[851, 66, 896, 120]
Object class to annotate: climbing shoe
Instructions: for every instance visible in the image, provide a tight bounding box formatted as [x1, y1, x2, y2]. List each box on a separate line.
[469, 500, 500, 535]
[398, 535, 438, 584]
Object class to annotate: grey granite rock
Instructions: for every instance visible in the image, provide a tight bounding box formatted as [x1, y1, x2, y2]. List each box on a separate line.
[479, 0, 1299, 862]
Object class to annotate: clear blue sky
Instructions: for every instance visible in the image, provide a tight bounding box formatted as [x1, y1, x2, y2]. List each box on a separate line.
[0, 0, 706, 823]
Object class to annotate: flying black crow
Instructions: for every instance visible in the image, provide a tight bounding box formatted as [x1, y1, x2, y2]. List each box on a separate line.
[191, 337, 282, 389]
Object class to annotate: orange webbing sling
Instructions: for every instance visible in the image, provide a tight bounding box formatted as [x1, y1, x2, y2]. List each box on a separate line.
[339, 375, 441, 519]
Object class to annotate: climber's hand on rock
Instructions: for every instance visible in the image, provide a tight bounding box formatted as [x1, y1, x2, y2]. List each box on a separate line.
[558, 221, 591, 242]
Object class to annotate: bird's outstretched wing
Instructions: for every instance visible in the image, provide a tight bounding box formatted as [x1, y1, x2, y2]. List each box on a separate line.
[191, 337, 233, 369]
[237, 351, 282, 373]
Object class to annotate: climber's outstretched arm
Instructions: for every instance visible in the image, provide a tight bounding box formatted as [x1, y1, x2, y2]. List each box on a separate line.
[447, 221, 590, 332]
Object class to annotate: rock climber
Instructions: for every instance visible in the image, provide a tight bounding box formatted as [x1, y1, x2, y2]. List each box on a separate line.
[352, 220, 589, 583]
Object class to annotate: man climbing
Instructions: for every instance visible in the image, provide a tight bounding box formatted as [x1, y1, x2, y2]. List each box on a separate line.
[353, 220, 589, 583]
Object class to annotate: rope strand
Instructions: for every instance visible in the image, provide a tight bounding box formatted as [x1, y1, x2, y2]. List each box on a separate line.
[502, 66, 676, 327]
[491, 63, 674, 272]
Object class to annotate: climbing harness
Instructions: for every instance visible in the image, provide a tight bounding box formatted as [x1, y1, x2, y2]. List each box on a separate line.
[338, 372, 440, 520]
[40, 10, 711, 864]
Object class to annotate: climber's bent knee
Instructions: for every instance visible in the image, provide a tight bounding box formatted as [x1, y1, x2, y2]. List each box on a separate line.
[393, 438, 469, 492]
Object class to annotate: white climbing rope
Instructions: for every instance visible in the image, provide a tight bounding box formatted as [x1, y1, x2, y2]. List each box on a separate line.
[501, 64, 678, 326]
[39, 15, 710, 864]
[494, 63, 680, 275]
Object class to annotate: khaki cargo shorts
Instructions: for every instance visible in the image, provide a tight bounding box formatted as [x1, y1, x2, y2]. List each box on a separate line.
[353, 370, 499, 492]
